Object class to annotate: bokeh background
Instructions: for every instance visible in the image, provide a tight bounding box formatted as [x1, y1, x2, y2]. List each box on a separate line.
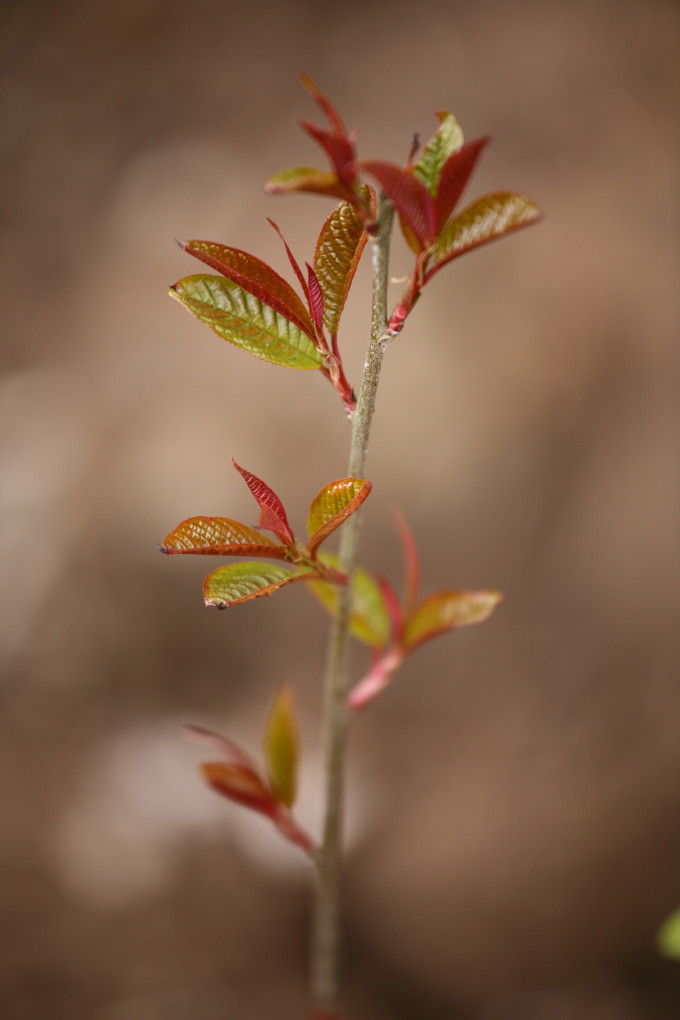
[1, 0, 678, 1017]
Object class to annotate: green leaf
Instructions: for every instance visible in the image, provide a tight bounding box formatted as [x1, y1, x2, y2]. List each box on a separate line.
[263, 687, 299, 808]
[308, 557, 391, 648]
[170, 275, 323, 370]
[658, 907, 680, 960]
[203, 561, 315, 608]
[313, 195, 369, 335]
[306, 478, 372, 554]
[412, 112, 464, 196]
[424, 192, 544, 282]
[160, 517, 287, 558]
[403, 590, 502, 653]
[265, 165, 348, 201]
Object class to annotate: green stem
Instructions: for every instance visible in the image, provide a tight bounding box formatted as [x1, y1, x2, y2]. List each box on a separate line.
[310, 195, 395, 1016]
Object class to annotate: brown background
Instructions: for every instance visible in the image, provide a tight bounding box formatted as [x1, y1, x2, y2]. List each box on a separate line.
[1, 0, 679, 1017]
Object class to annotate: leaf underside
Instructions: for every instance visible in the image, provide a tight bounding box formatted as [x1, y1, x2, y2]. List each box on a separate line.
[161, 517, 286, 558]
[232, 460, 295, 547]
[203, 561, 315, 607]
[170, 275, 323, 370]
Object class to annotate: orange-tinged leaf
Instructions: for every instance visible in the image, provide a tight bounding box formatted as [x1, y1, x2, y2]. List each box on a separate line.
[200, 762, 275, 813]
[183, 724, 258, 771]
[203, 562, 315, 608]
[308, 556, 391, 648]
[314, 195, 370, 336]
[263, 687, 299, 809]
[169, 275, 323, 370]
[181, 240, 314, 339]
[160, 517, 287, 558]
[299, 73, 348, 137]
[232, 460, 295, 547]
[411, 111, 464, 196]
[265, 166, 349, 201]
[402, 590, 502, 653]
[424, 192, 544, 282]
[306, 478, 372, 554]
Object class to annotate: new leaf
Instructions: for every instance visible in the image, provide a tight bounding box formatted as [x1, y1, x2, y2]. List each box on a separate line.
[203, 562, 315, 608]
[263, 687, 299, 809]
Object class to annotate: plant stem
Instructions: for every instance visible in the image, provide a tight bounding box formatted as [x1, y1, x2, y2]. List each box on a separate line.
[311, 195, 395, 1016]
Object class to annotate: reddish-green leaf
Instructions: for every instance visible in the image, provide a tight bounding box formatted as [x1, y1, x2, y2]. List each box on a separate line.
[308, 557, 391, 648]
[411, 112, 464, 196]
[434, 137, 489, 231]
[203, 562, 315, 608]
[232, 460, 295, 547]
[313, 196, 369, 336]
[424, 192, 544, 282]
[183, 724, 259, 772]
[200, 762, 275, 814]
[306, 478, 372, 554]
[170, 275, 323, 370]
[302, 122, 356, 190]
[299, 72, 348, 137]
[264, 166, 349, 202]
[263, 687, 299, 809]
[362, 161, 437, 250]
[181, 240, 314, 339]
[160, 517, 286, 558]
[402, 589, 502, 653]
[306, 263, 326, 336]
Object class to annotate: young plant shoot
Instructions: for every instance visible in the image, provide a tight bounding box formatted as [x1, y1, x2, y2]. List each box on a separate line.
[163, 76, 542, 1018]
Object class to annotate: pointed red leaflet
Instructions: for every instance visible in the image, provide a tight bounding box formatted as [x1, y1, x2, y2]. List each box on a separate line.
[434, 137, 489, 231]
[267, 219, 310, 303]
[301, 122, 356, 191]
[232, 459, 295, 548]
[180, 240, 315, 340]
[306, 263, 326, 337]
[361, 161, 437, 249]
[393, 510, 420, 617]
[299, 73, 348, 137]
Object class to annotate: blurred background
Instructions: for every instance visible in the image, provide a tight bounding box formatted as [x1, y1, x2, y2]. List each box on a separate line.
[1, 0, 678, 1017]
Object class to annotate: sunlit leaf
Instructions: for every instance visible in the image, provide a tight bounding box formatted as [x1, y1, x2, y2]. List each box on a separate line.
[263, 687, 299, 809]
[306, 478, 372, 554]
[170, 275, 323, 370]
[181, 240, 314, 338]
[412, 112, 464, 196]
[362, 161, 436, 250]
[232, 460, 295, 548]
[200, 761, 274, 813]
[402, 589, 502, 653]
[308, 557, 391, 648]
[658, 907, 680, 960]
[314, 196, 369, 336]
[203, 562, 315, 608]
[160, 516, 286, 558]
[434, 137, 489, 230]
[424, 192, 544, 281]
[265, 166, 349, 201]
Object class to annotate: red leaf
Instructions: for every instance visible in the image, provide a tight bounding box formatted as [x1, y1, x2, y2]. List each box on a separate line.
[232, 459, 295, 548]
[183, 724, 259, 772]
[393, 510, 420, 615]
[361, 161, 437, 249]
[301, 122, 356, 191]
[306, 263, 326, 337]
[434, 137, 489, 231]
[267, 219, 310, 303]
[299, 73, 348, 137]
[181, 240, 314, 339]
[201, 762, 276, 814]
